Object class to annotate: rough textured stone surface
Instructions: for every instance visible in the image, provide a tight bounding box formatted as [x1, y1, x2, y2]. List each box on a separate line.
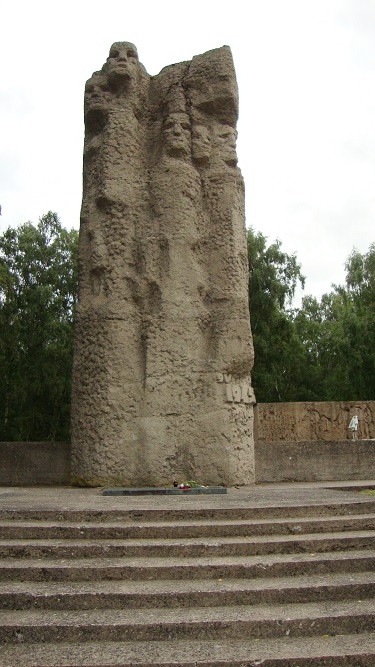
[255, 439, 375, 484]
[1, 435, 374, 486]
[102, 487, 227, 495]
[0, 442, 71, 486]
[71, 43, 254, 487]
[0, 485, 374, 666]
[255, 401, 375, 442]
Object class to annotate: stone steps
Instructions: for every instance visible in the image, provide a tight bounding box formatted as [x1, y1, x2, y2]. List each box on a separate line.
[1, 498, 374, 522]
[1, 512, 374, 538]
[0, 529, 374, 559]
[0, 634, 374, 666]
[1, 599, 374, 643]
[1, 571, 374, 610]
[0, 498, 374, 665]
[1, 549, 374, 581]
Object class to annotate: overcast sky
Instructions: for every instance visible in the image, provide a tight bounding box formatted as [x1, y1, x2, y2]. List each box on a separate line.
[1, 0, 374, 305]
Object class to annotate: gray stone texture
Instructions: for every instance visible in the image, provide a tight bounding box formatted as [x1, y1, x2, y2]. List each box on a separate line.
[255, 438, 375, 484]
[255, 401, 375, 442]
[0, 484, 374, 665]
[1, 435, 374, 487]
[0, 442, 71, 486]
[71, 43, 254, 487]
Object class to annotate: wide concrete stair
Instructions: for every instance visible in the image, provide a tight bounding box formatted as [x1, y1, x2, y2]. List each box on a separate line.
[0, 499, 374, 665]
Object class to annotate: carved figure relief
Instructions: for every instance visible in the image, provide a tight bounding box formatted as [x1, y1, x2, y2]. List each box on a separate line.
[71, 44, 255, 487]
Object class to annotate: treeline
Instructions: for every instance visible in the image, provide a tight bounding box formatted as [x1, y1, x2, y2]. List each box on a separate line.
[248, 228, 375, 403]
[0, 213, 374, 441]
[0, 213, 78, 441]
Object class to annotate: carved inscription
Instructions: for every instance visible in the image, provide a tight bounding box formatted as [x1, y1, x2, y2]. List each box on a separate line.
[217, 373, 255, 405]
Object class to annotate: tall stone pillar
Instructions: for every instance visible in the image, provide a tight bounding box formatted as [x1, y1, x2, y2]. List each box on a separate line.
[71, 43, 255, 486]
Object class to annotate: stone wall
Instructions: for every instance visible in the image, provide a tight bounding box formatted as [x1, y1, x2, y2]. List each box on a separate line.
[1, 402, 374, 486]
[0, 442, 70, 486]
[254, 401, 375, 483]
[255, 439, 375, 483]
[255, 401, 375, 442]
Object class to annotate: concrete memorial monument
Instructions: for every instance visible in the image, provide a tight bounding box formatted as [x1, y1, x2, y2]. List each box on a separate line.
[71, 43, 255, 487]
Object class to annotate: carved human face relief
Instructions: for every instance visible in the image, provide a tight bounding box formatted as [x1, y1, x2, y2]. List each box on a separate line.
[85, 74, 110, 113]
[84, 74, 111, 135]
[214, 125, 238, 166]
[106, 42, 139, 88]
[192, 124, 211, 163]
[163, 113, 191, 157]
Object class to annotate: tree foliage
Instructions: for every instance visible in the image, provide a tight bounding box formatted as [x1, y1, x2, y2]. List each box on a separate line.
[294, 244, 375, 401]
[247, 227, 305, 401]
[248, 229, 375, 402]
[0, 213, 78, 441]
[0, 215, 373, 443]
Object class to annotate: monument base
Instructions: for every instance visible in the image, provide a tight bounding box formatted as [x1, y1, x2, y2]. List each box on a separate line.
[102, 486, 227, 496]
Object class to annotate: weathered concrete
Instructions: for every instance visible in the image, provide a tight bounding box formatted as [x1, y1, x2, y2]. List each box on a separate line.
[1, 435, 374, 487]
[256, 401, 375, 442]
[1, 571, 374, 610]
[1, 599, 374, 643]
[0, 483, 374, 666]
[71, 43, 254, 488]
[0, 442, 70, 486]
[1, 513, 374, 540]
[102, 486, 227, 495]
[255, 438, 375, 483]
[1, 480, 375, 516]
[1, 634, 374, 666]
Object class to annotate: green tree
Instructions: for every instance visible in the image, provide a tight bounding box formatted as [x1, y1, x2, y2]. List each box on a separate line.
[291, 294, 327, 400]
[343, 244, 375, 398]
[249, 228, 374, 403]
[0, 212, 78, 441]
[247, 228, 305, 401]
[293, 243, 375, 401]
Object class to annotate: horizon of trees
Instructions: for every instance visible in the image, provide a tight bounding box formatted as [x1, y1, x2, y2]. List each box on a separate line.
[248, 227, 375, 403]
[0, 212, 373, 441]
[0, 213, 78, 441]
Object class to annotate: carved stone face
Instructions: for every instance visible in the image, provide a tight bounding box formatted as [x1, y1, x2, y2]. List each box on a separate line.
[106, 42, 139, 89]
[84, 74, 110, 113]
[163, 113, 191, 157]
[84, 73, 110, 134]
[215, 125, 237, 166]
[192, 124, 211, 163]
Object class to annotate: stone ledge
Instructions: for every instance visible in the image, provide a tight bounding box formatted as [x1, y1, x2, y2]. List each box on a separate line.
[102, 487, 227, 496]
